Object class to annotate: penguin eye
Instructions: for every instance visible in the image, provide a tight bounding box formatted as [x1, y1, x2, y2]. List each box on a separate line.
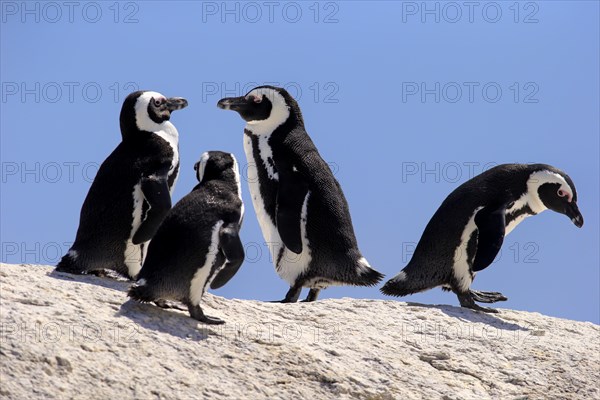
[153, 99, 162, 107]
[557, 189, 567, 198]
[252, 95, 263, 104]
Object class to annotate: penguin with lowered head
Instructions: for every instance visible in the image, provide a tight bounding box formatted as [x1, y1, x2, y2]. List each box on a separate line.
[381, 163, 584, 312]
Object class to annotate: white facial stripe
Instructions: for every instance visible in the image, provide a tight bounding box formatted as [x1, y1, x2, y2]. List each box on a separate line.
[245, 88, 290, 136]
[196, 152, 210, 182]
[134, 91, 180, 188]
[134, 91, 166, 132]
[527, 170, 573, 212]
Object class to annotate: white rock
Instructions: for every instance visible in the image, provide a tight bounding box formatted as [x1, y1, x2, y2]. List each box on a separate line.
[1, 263, 598, 399]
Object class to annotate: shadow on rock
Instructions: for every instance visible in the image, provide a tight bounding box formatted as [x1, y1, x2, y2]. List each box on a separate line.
[405, 302, 530, 331]
[49, 269, 131, 292]
[118, 299, 218, 341]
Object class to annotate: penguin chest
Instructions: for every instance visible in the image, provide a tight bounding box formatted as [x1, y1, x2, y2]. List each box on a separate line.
[243, 134, 312, 285]
[452, 207, 483, 292]
[154, 127, 180, 193]
[124, 183, 148, 278]
[504, 197, 534, 235]
[243, 134, 279, 243]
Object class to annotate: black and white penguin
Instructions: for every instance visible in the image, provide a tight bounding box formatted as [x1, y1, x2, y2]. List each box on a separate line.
[56, 91, 188, 279]
[128, 151, 245, 324]
[217, 86, 383, 302]
[381, 163, 584, 312]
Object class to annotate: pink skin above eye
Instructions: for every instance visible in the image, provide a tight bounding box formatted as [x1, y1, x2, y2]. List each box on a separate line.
[558, 189, 573, 203]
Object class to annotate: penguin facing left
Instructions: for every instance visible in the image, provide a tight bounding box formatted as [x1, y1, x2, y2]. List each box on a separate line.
[56, 91, 188, 279]
[217, 86, 384, 303]
[380, 163, 584, 313]
[128, 151, 245, 324]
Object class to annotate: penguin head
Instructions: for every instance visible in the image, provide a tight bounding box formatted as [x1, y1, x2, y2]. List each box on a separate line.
[120, 90, 188, 138]
[217, 86, 303, 130]
[194, 151, 239, 185]
[528, 167, 583, 228]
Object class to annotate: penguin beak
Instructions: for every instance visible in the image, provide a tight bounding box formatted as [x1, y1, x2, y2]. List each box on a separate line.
[217, 96, 248, 111]
[565, 201, 584, 228]
[166, 97, 188, 112]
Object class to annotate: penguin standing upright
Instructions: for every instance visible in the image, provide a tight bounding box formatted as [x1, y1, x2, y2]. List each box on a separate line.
[128, 151, 245, 324]
[381, 164, 584, 312]
[56, 91, 188, 279]
[217, 86, 383, 302]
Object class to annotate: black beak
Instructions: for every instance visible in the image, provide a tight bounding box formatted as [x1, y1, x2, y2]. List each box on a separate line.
[566, 202, 584, 228]
[217, 96, 248, 111]
[166, 97, 188, 112]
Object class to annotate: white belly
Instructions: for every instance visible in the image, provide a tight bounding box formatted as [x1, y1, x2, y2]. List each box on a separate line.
[124, 183, 145, 277]
[243, 135, 312, 286]
[154, 127, 180, 192]
[452, 203, 533, 291]
[452, 207, 482, 292]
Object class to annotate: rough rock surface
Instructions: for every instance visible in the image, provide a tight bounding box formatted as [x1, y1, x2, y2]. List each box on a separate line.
[1, 263, 599, 399]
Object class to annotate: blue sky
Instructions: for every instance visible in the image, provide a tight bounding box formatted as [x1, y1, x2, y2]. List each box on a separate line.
[1, 1, 598, 323]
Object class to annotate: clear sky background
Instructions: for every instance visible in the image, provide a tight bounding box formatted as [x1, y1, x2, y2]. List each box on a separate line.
[1, 1, 598, 323]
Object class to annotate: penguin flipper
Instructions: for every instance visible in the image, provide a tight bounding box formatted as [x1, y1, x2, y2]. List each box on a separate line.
[275, 160, 309, 255]
[132, 175, 172, 245]
[472, 205, 506, 272]
[210, 225, 245, 289]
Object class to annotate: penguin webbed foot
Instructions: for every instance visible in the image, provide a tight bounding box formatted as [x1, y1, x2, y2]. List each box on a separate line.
[469, 289, 508, 304]
[457, 292, 499, 313]
[154, 299, 188, 311]
[300, 289, 320, 302]
[88, 269, 110, 278]
[54, 267, 86, 276]
[187, 304, 225, 325]
[270, 285, 303, 303]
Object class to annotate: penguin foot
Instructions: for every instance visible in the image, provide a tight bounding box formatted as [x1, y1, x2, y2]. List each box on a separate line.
[154, 299, 187, 311]
[54, 265, 87, 275]
[457, 292, 499, 313]
[187, 304, 225, 325]
[470, 290, 508, 304]
[270, 285, 303, 303]
[88, 269, 109, 278]
[300, 289, 321, 302]
[198, 315, 225, 325]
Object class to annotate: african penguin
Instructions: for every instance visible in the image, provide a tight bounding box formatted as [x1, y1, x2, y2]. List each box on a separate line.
[56, 91, 188, 279]
[380, 163, 584, 313]
[128, 151, 245, 324]
[217, 85, 383, 303]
